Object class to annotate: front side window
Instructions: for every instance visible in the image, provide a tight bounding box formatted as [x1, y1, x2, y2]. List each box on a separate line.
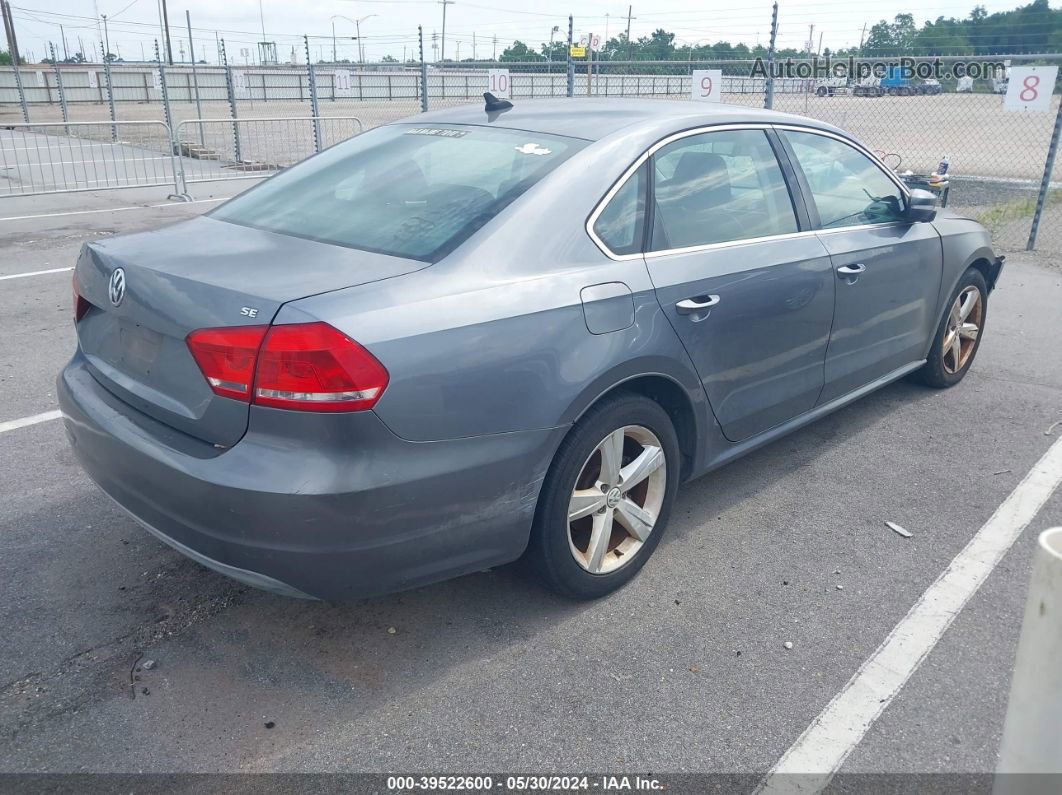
[783, 130, 906, 229]
[649, 129, 798, 251]
[593, 163, 647, 256]
[211, 124, 585, 262]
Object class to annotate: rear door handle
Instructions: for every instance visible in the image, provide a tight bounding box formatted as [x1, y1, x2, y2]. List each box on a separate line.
[676, 295, 720, 314]
[837, 263, 866, 276]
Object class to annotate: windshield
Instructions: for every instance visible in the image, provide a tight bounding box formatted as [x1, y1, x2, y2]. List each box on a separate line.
[210, 124, 585, 262]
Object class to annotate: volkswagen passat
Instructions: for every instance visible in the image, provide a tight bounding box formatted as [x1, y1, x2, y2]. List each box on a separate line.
[60, 98, 1003, 600]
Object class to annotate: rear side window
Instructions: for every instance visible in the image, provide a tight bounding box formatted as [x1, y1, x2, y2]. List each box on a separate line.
[783, 130, 906, 228]
[649, 129, 798, 251]
[211, 125, 585, 262]
[593, 163, 647, 256]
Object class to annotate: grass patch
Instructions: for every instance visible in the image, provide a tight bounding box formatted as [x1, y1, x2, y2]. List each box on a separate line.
[975, 189, 1062, 236]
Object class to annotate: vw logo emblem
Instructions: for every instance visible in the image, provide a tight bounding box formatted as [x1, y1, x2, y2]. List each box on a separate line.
[108, 268, 126, 307]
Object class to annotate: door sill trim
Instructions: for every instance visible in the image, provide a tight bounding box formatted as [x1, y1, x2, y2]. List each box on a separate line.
[697, 360, 925, 477]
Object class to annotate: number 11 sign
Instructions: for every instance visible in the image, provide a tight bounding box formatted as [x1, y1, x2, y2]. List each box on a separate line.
[691, 70, 722, 102]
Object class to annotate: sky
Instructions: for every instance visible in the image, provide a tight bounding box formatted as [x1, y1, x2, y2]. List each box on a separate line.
[5, 0, 1050, 65]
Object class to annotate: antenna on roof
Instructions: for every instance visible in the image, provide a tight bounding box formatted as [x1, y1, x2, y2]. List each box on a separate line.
[483, 92, 513, 112]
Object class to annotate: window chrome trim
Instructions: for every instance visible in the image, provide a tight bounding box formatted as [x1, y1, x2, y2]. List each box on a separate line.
[585, 121, 911, 261]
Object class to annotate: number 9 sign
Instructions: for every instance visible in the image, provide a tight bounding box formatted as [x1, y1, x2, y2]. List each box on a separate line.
[691, 69, 722, 103]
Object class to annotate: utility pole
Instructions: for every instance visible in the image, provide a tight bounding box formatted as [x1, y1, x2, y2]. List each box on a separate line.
[439, 0, 455, 62]
[625, 5, 634, 60]
[332, 20, 337, 62]
[59, 23, 68, 60]
[858, 23, 867, 56]
[807, 24, 814, 54]
[356, 17, 362, 63]
[161, 0, 173, 63]
[492, 34, 497, 60]
[817, 31, 823, 56]
[472, 32, 476, 60]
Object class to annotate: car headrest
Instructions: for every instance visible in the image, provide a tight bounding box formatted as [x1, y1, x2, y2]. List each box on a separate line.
[661, 151, 731, 206]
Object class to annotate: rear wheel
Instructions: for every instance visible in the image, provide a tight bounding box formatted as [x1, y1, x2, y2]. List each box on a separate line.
[526, 394, 680, 599]
[914, 267, 988, 388]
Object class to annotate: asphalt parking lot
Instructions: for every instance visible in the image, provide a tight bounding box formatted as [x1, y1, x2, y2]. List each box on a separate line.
[1, 184, 1061, 786]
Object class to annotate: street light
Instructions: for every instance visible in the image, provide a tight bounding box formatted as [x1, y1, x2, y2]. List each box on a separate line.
[331, 14, 376, 64]
[547, 25, 559, 73]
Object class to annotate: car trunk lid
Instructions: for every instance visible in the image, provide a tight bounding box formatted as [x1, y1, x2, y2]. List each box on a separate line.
[74, 215, 426, 447]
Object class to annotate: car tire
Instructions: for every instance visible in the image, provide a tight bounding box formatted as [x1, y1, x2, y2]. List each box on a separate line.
[525, 393, 681, 599]
[914, 267, 989, 389]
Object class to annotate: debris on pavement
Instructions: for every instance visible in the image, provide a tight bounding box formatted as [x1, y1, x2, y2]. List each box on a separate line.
[1045, 420, 1061, 436]
[993, 469, 1012, 476]
[142, 659, 157, 670]
[835, 584, 844, 590]
[886, 521, 913, 538]
[387, 626, 397, 635]
[783, 641, 794, 650]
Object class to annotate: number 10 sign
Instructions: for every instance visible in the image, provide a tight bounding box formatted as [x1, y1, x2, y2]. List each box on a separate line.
[488, 69, 510, 99]
[691, 70, 722, 102]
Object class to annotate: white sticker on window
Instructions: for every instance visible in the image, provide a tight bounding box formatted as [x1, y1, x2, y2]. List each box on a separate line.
[515, 143, 551, 156]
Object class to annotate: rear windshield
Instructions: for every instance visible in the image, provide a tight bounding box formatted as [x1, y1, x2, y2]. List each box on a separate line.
[210, 124, 585, 262]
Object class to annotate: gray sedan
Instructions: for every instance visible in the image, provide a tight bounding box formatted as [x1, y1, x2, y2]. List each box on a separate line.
[59, 98, 1003, 601]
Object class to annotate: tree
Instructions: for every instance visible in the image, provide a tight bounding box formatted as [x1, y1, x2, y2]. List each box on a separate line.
[381, 54, 398, 63]
[500, 40, 541, 61]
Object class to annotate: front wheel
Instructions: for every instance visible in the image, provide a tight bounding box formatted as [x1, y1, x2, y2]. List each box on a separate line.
[914, 267, 988, 388]
[525, 394, 680, 599]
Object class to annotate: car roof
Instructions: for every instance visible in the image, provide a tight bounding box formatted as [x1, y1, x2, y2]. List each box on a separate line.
[401, 98, 843, 142]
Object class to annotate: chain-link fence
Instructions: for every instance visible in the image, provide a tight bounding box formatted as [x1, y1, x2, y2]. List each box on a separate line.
[3, 35, 1061, 254]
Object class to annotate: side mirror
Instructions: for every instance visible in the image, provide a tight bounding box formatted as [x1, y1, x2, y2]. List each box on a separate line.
[906, 188, 938, 223]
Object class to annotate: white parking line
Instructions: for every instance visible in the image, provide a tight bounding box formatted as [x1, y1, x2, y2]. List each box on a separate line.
[0, 197, 229, 223]
[0, 410, 63, 434]
[757, 433, 1062, 794]
[0, 266, 74, 281]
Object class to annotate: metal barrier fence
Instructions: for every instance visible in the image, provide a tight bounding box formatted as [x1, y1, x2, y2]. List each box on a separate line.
[0, 117, 361, 198]
[174, 116, 363, 186]
[3, 46, 1062, 254]
[0, 120, 176, 196]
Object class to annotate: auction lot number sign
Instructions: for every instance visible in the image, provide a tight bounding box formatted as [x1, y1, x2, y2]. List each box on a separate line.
[691, 69, 722, 102]
[488, 69, 511, 99]
[1004, 66, 1058, 112]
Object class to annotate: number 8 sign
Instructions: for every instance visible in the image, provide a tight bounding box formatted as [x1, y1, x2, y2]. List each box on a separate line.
[1004, 66, 1058, 112]
[691, 69, 722, 103]
[488, 69, 510, 99]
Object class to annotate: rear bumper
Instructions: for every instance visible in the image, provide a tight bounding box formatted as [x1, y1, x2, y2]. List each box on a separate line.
[58, 353, 565, 601]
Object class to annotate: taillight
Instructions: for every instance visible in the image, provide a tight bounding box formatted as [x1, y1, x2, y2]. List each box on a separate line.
[186, 325, 269, 401]
[185, 322, 388, 412]
[73, 274, 91, 322]
[254, 322, 389, 412]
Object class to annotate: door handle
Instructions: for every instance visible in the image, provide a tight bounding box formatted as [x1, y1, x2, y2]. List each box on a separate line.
[676, 295, 721, 314]
[837, 263, 866, 277]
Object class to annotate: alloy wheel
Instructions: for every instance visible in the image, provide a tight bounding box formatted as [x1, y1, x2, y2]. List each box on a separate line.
[943, 285, 982, 374]
[567, 425, 667, 575]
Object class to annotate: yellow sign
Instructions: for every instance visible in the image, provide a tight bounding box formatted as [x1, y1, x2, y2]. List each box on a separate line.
[570, 45, 586, 57]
